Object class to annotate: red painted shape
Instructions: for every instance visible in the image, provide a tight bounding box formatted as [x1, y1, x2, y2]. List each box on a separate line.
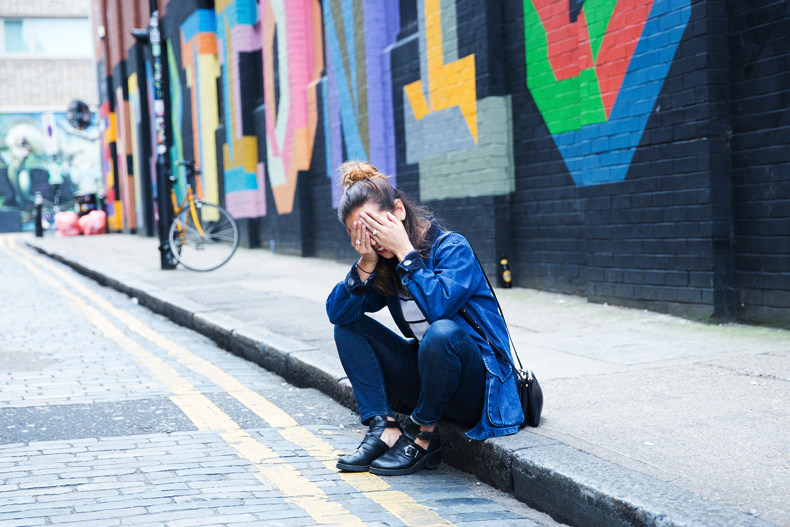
[595, 0, 654, 117]
[533, 0, 593, 81]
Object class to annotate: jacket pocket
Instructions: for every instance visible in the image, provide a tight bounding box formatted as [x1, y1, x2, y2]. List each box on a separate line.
[480, 348, 514, 382]
[484, 372, 524, 427]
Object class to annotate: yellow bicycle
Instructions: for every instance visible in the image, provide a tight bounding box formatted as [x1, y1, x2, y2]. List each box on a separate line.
[169, 160, 238, 271]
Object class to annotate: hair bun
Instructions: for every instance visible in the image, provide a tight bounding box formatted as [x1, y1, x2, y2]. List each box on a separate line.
[339, 161, 387, 190]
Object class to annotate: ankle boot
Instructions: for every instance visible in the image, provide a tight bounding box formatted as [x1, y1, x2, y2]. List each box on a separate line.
[336, 416, 401, 472]
[369, 422, 441, 476]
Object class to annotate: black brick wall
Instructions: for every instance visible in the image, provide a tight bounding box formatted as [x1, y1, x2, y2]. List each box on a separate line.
[728, 0, 790, 326]
[99, 0, 789, 327]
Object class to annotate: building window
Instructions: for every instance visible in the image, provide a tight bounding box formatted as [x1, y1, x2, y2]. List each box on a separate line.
[1, 18, 91, 57]
[4, 20, 27, 53]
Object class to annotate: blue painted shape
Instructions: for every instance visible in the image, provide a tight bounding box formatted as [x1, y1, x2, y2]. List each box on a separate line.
[321, 77, 332, 179]
[224, 166, 257, 193]
[181, 9, 216, 43]
[219, 0, 257, 26]
[552, 0, 691, 186]
[323, 1, 368, 161]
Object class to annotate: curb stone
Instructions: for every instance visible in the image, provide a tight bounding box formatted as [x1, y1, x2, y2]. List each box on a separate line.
[26, 239, 774, 527]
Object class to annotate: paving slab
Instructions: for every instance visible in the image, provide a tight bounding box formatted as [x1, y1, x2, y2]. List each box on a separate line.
[24, 232, 790, 527]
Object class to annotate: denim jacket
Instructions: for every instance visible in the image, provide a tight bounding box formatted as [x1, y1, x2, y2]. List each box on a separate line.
[326, 228, 524, 440]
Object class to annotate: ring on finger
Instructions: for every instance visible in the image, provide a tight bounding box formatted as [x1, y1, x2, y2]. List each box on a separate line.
[371, 229, 379, 236]
[355, 240, 361, 245]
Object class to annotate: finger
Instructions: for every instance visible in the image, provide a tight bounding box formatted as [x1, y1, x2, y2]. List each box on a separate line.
[351, 222, 363, 249]
[362, 210, 385, 228]
[364, 228, 374, 249]
[386, 212, 402, 224]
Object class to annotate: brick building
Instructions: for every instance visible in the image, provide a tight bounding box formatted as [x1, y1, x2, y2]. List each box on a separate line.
[0, 0, 99, 232]
[92, 0, 790, 327]
[0, 0, 95, 111]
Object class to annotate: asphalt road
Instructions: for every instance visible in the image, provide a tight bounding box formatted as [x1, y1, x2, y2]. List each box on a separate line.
[0, 236, 569, 527]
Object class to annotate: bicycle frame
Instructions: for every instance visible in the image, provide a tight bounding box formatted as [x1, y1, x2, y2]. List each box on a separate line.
[170, 164, 205, 237]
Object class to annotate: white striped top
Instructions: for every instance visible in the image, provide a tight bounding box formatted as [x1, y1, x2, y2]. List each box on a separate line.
[399, 291, 430, 342]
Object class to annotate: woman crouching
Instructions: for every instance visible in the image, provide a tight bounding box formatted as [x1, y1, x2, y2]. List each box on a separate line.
[326, 162, 523, 476]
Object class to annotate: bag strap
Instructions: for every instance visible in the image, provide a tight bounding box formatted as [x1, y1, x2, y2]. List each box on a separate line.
[432, 232, 524, 371]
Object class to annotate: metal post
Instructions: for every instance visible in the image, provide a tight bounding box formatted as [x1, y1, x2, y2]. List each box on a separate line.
[149, 0, 177, 269]
[34, 192, 44, 238]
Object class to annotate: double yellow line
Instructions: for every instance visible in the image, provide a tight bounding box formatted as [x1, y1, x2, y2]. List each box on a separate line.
[0, 236, 451, 527]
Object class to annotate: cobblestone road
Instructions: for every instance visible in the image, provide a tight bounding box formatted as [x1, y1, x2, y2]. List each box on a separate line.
[0, 235, 566, 527]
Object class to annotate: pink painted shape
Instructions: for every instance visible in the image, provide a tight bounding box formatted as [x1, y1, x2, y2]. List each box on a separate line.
[230, 24, 262, 140]
[260, 0, 316, 175]
[225, 163, 266, 219]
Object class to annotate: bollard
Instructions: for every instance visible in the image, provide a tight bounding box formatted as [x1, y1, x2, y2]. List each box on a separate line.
[34, 192, 44, 238]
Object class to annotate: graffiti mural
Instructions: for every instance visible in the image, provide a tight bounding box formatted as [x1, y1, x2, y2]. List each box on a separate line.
[524, 0, 692, 186]
[168, 41, 186, 204]
[128, 72, 146, 233]
[99, 100, 122, 231]
[403, 0, 514, 201]
[322, 0, 397, 208]
[259, 0, 323, 215]
[0, 113, 101, 230]
[214, 0, 266, 219]
[181, 9, 221, 207]
[115, 86, 136, 231]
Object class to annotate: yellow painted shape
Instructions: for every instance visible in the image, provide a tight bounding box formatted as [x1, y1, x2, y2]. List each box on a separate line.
[404, 0, 477, 142]
[105, 112, 117, 144]
[223, 18, 239, 140]
[182, 30, 221, 209]
[196, 53, 221, 205]
[223, 136, 259, 174]
[214, 0, 233, 14]
[108, 202, 122, 231]
[12, 238, 453, 527]
[103, 111, 119, 231]
[404, 82, 431, 121]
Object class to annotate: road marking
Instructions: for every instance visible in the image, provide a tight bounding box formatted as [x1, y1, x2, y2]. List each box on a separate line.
[2, 237, 366, 527]
[6, 237, 452, 527]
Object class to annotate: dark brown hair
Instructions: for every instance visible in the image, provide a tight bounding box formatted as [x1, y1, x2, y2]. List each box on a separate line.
[337, 161, 437, 295]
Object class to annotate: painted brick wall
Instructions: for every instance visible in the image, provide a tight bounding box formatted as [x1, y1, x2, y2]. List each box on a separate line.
[92, 0, 790, 327]
[728, 0, 790, 326]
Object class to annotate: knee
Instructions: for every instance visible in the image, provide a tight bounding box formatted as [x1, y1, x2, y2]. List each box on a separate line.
[334, 322, 358, 351]
[333, 319, 372, 356]
[421, 319, 464, 350]
[334, 318, 364, 338]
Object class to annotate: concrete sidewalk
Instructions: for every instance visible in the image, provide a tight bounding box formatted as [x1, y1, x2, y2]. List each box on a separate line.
[21, 232, 788, 527]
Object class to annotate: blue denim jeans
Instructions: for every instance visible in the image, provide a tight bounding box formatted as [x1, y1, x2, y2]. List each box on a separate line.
[334, 316, 486, 426]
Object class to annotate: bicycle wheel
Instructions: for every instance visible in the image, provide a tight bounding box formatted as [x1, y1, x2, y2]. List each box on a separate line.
[168, 202, 239, 271]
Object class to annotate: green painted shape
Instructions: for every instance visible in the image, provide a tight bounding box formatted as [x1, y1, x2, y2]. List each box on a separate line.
[584, 0, 617, 63]
[523, 0, 605, 135]
[418, 96, 515, 201]
[167, 41, 185, 204]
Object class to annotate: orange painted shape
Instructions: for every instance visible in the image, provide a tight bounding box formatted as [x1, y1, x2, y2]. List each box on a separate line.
[196, 33, 217, 55]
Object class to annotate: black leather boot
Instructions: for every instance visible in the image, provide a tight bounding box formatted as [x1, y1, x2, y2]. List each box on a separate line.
[369, 422, 441, 476]
[336, 416, 401, 472]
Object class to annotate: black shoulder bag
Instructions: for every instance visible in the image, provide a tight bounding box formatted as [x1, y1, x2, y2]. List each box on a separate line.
[435, 233, 543, 427]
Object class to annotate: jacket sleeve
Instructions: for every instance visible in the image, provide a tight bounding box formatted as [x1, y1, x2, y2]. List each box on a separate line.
[396, 234, 482, 322]
[326, 263, 387, 326]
